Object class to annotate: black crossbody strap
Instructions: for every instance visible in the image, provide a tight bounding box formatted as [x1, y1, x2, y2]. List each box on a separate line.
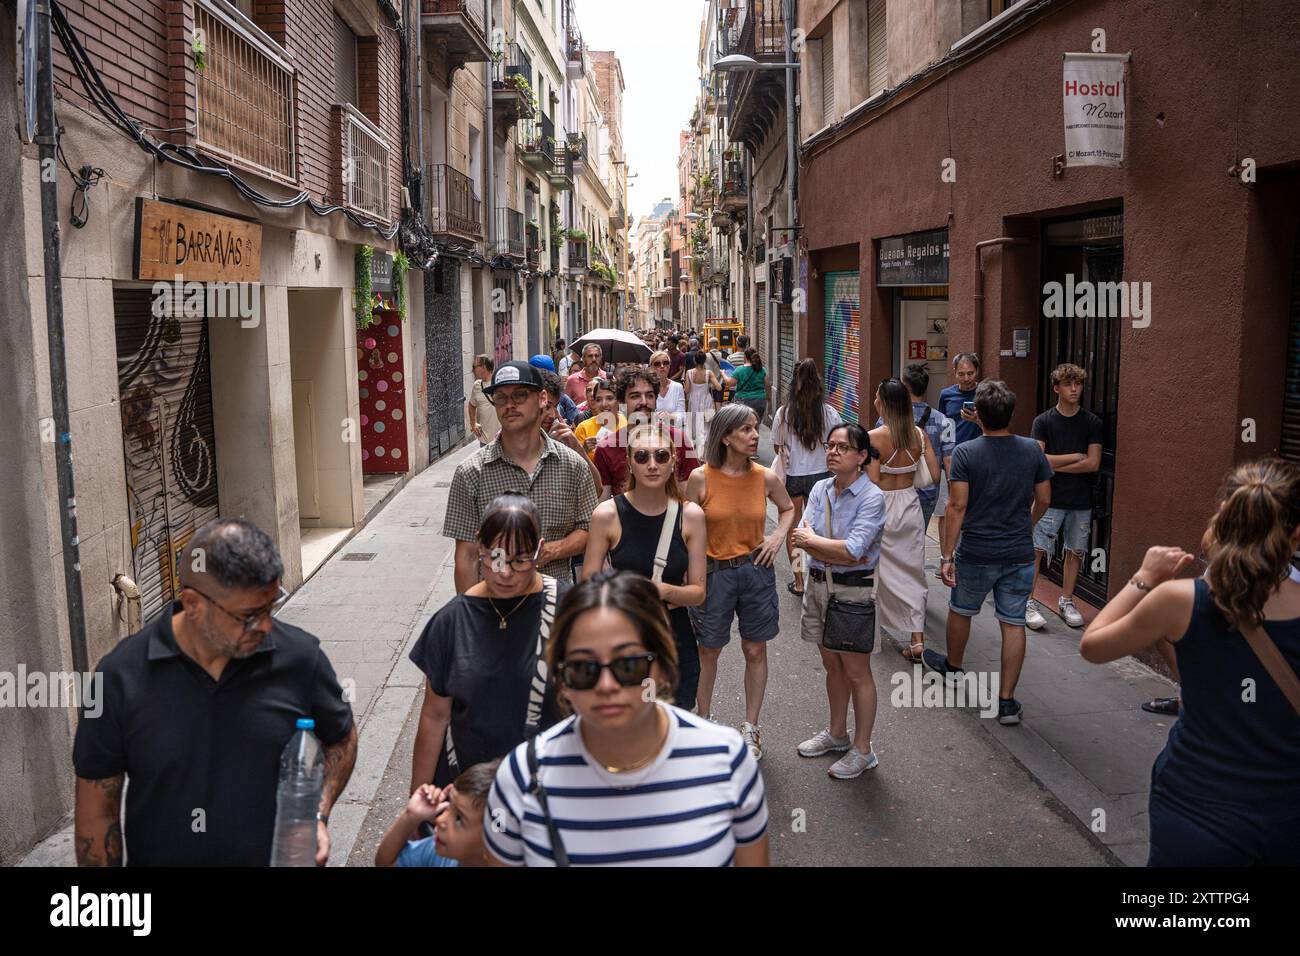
[525, 734, 571, 867]
[919, 405, 932, 428]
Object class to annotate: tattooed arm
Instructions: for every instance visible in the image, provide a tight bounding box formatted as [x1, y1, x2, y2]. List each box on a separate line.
[314, 724, 358, 866]
[75, 775, 125, 866]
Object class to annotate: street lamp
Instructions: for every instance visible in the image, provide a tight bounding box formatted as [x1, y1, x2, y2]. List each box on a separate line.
[713, 53, 799, 72]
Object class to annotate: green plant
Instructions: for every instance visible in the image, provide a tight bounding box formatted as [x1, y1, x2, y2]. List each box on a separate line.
[392, 251, 410, 322]
[191, 30, 207, 72]
[355, 245, 374, 329]
[509, 72, 532, 97]
[568, 228, 588, 242]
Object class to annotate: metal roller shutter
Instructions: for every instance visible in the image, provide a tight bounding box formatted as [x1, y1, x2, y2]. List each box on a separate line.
[778, 304, 795, 405]
[1281, 228, 1300, 463]
[820, 35, 835, 125]
[115, 287, 221, 623]
[823, 271, 861, 424]
[868, 0, 888, 97]
[755, 281, 768, 357]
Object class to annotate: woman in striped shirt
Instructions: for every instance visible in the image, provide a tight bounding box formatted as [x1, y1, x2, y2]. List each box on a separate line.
[484, 570, 770, 867]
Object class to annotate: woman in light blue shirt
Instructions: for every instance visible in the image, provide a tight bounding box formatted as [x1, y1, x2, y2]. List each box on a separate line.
[790, 423, 887, 779]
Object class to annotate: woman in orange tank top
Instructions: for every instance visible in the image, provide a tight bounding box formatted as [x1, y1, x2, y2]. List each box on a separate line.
[684, 404, 795, 760]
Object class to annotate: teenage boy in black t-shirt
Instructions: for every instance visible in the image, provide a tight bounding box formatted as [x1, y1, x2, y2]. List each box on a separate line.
[1027, 364, 1103, 629]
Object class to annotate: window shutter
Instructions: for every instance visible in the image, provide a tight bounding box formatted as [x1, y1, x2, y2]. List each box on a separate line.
[868, 0, 888, 97]
[334, 13, 358, 106]
[820, 34, 835, 125]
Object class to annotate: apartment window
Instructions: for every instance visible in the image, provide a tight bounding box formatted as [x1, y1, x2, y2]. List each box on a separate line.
[334, 12, 358, 106]
[867, 0, 888, 97]
[819, 32, 835, 126]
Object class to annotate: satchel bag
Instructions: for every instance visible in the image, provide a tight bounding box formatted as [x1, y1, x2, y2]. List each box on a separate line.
[819, 490, 877, 654]
[912, 426, 934, 490]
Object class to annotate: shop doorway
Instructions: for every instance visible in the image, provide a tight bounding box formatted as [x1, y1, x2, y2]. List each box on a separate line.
[894, 291, 949, 407]
[1038, 211, 1124, 606]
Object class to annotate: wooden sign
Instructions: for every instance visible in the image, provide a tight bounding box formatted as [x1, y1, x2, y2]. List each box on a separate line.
[134, 198, 262, 282]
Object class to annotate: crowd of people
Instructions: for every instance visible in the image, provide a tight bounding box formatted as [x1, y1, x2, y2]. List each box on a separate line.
[68, 326, 1300, 868]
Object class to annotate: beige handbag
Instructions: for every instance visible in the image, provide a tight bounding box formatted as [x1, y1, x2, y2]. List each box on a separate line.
[912, 427, 934, 490]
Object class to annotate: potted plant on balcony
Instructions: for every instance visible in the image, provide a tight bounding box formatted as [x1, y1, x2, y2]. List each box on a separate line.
[568, 229, 588, 242]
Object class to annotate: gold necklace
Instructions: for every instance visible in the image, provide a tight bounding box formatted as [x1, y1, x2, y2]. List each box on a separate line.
[603, 707, 668, 773]
[486, 594, 530, 630]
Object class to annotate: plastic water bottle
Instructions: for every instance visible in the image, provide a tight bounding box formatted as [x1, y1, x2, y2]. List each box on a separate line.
[270, 718, 325, 867]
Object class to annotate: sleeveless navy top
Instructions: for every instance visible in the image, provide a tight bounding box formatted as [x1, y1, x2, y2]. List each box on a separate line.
[1153, 578, 1300, 808]
[608, 495, 693, 644]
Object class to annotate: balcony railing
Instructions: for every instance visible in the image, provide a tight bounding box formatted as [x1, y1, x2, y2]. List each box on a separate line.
[568, 238, 589, 270]
[520, 114, 556, 169]
[336, 105, 391, 221]
[426, 163, 482, 239]
[496, 207, 525, 259]
[423, 0, 486, 36]
[739, 0, 785, 56]
[493, 41, 533, 90]
[566, 132, 588, 172]
[728, 0, 786, 143]
[550, 237, 560, 271]
[566, 29, 584, 73]
[194, 0, 296, 182]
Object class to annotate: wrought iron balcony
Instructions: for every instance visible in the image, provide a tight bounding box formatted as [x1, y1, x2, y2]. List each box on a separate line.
[609, 197, 626, 232]
[194, 0, 296, 183]
[526, 222, 541, 269]
[549, 150, 574, 191]
[566, 132, 588, 176]
[422, 0, 491, 78]
[520, 114, 555, 172]
[566, 29, 584, 78]
[491, 43, 535, 127]
[425, 163, 482, 241]
[727, 0, 788, 151]
[495, 207, 525, 260]
[568, 238, 589, 271]
[335, 104, 391, 221]
[720, 160, 748, 212]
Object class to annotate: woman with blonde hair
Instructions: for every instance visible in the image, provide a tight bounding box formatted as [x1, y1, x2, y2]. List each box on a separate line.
[867, 378, 938, 662]
[1081, 458, 1300, 866]
[649, 350, 686, 418]
[583, 423, 708, 707]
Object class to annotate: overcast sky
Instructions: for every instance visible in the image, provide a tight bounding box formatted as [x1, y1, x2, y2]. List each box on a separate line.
[576, 0, 706, 228]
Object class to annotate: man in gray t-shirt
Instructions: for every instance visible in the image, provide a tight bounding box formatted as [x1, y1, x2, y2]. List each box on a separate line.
[925, 380, 1052, 728]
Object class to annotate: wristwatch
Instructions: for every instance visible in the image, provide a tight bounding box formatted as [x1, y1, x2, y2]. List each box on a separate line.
[316, 812, 329, 826]
[941, 555, 954, 565]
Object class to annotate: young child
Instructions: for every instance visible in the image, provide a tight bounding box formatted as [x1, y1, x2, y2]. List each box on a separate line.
[375, 759, 500, 867]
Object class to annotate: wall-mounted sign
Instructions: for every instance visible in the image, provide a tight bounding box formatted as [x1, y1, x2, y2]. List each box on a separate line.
[371, 251, 393, 293]
[134, 198, 262, 282]
[1063, 52, 1130, 167]
[878, 228, 949, 287]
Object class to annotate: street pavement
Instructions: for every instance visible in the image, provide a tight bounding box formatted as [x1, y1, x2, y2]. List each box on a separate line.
[21, 426, 1176, 867]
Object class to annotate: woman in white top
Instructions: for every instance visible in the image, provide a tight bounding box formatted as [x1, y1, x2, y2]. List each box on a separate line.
[867, 378, 939, 662]
[685, 351, 720, 416]
[650, 349, 686, 421]
[772, 360, 843, 596]
[484, 571, 770, 867]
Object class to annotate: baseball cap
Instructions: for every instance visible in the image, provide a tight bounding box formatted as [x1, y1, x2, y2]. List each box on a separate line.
[484, 360, 546, 397]
[529, 354, 556, 372]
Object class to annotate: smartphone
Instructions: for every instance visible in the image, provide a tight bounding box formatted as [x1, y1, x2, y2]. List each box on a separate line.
[963, 401, 976, 412]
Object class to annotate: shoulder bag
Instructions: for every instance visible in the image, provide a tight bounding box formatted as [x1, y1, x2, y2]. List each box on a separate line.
[912, 426, 934, 490]
[1238, 620, 1300, 718]
[820, 489, 877, 654]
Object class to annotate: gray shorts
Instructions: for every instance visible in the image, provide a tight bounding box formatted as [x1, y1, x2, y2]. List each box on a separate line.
[690, 560, 780, 648]
[934, 470, 950, 517]
[799, 576, 874, 648]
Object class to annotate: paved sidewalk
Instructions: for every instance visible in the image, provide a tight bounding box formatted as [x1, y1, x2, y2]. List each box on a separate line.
[19, 441, 479, 867]
[889, 531, 1175, 867]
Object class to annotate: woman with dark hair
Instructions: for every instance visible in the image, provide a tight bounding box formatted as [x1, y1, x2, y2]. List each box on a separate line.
[772, 359, 843, 595]
[582, 423, 708, 709]
[791, 423, 886, 778]
[1080, 458, 1300, 866]
[685, 403, 795, 759]
[868, 378, 939, 663]
[409, 495, 566, 792]
[732, 348, 770, 423]
[483, 570, 770, 867]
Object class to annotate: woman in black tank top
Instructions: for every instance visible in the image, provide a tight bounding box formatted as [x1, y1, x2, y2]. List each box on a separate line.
[582, 424, 708, 708]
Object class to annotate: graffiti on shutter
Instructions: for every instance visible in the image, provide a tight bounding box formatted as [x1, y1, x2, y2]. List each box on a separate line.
[823, 271, 861, 424]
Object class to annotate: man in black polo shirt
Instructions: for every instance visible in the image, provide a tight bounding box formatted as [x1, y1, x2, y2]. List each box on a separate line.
[73, 519, 356, 866]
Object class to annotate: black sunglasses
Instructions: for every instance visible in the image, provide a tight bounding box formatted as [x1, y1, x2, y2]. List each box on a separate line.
[632, 448, 673, 465]
[556, 653, 657, 691]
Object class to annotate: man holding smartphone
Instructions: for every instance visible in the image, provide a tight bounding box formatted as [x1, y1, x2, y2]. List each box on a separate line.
[936, 352, 983, 552]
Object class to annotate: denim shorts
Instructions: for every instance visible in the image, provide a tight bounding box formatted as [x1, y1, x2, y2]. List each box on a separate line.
[1033, 507, 1091, 554]
[949, 559, 1035, 626]
[690, 561, 780, 648]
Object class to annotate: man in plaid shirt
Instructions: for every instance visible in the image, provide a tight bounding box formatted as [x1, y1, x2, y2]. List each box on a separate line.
[443, 361, 598, 591]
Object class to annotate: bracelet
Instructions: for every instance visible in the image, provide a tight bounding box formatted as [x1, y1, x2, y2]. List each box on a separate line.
[316, 812, 329, 826]
[1129, 576, 1152, 592]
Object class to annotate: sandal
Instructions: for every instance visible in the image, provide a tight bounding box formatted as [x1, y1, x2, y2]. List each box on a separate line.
[1141, 696, 1180, 716]
[901, 642, 925, 663]
[787, 581, 804, 596]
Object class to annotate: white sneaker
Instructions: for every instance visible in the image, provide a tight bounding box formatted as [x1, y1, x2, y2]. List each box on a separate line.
[1059, 597, 1085, 628]
[828, 747, 879, 779]
[740, 721, 763, 760]
[1024, 599, 1046, 631]
[797, 728, 851, 758]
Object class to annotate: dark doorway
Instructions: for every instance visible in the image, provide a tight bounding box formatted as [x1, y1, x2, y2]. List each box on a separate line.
[1038, 211, 1123, 606]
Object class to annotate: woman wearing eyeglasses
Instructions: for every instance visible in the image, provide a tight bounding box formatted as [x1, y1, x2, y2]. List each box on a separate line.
[650, 349, 686, 420]
[583, 423, 708, 710]
[409, 495, 566, 792]
[484, 570, 770, 867]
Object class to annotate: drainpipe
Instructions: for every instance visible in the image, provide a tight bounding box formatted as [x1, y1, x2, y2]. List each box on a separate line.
[973, 237, 1032, 359]
[414, 0, 425, 203]
[484, 3, 495, 253]
[35, 0, 89, 682]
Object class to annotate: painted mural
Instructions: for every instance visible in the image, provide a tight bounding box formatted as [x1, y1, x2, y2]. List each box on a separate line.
[358, 305, 410, 473]
[823, 271, 861, 425]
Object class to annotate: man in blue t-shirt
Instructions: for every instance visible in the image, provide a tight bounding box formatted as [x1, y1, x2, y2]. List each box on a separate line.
[935, 352, 983, 553]
[925, 379, 1052, 727]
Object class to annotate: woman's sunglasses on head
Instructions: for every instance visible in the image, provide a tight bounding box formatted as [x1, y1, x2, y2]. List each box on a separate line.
[557, 653, 657, 691]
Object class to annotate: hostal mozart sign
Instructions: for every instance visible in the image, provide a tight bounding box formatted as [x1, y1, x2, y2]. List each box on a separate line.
[1062, 52, 1130, 167]
[133, 198, 262, 282]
